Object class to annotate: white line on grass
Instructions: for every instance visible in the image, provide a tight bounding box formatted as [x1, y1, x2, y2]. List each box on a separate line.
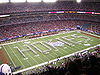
[45, 40, 66, 56]
[21, 44, 40, 65]
[16, 43, 32, 66]
[40, 42, 60, 59]
[28, 44, 45, 62]
[53, 39, 71, 55]
[31, 41, 59, 67]
[3, 46, 16, 67]
[40, 42, 52, 51]
[81, 30, 100, 37]
[8, 44, 25, 68]
[30, 44, 50, 63]
[31, 41, 55, 62]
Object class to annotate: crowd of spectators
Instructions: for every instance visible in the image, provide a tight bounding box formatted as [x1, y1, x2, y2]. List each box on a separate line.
[0, 20, 99, 40]
[0, 1, 99, 40]
[0, 14, 100, 26]
[0, 1, 100, 14]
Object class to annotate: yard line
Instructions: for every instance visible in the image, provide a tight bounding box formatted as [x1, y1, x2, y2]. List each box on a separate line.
[21, 44, 40, 65]
[56, 47, 69, 56]
[14, 47, 26, 58]
[16, 43, 33, 66]
[33, 42, 61, 67]
[42, 41, 65, 62]
[3, 46, 16, 67]
[25, 52, 39, 64]
[62, 37, 82, 53]
[32, 44, 42, 53]
[58, 38, 76, 53]
[40, 42, 52, 51]
[35, 55, 45, 62]
[30, 44, 47, 62]
[24, 46, 44, 62]
[31, 41, 58, 66]
[65, 45, 78, 53]
[60, 37, 85, 53]
[31, 41, 55, 61]
[57, 38, 73, 46]
[22, 41, 51, 64]
[8, 44, 25, 68]
[25, 45, 37, 55]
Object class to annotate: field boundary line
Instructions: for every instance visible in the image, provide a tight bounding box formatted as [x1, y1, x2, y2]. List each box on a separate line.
[3, 46, 16, 67]
[80, 30, 100, 37]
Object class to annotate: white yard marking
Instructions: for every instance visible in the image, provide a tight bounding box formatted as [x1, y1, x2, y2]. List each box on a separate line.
[14, 47, 26, 58]
[31, 41, 58, 66]
[16, 43, 32, 66]
[24, 45, 37, 55]
[3, 46, 16, 67]
[21, 45, 39, 65]
[31, 44, 42, 53]
[31, 41, 55, 61]
[8, 45, 25, 68]
[40, 42, 52, 51]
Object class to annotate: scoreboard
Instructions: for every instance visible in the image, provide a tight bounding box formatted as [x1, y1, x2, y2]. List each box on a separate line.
[48, 11, 100, 15]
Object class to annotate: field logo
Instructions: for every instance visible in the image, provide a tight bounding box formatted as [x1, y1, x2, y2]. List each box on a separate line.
[48, 41, 64, 47]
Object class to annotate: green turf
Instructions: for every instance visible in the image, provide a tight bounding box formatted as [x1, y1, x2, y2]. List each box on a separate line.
[0, 30, 100, 72]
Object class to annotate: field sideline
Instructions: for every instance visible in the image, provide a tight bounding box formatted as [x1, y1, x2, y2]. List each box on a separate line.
[0, 30, 100, 74]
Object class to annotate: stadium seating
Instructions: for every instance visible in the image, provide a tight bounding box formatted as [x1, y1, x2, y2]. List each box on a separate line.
[0, 20, 100, 40]
[0, 1, 100, 14]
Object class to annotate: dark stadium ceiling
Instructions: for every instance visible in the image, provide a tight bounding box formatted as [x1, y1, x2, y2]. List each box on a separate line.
[58, 0, 100, 2]
[0, 0, 100, 3]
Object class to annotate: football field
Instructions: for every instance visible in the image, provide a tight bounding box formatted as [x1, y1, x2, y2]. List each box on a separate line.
[0, 30, 100, 74]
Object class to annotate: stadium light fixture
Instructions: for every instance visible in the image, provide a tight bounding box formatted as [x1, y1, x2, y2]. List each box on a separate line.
[76, 0, 81, 3]
[27, 0, 42, 2]
[11, 0, 26, 3]
[43, 0, 57, 3]
[0, 0, 9, 3]
[0, 15, 10, 17]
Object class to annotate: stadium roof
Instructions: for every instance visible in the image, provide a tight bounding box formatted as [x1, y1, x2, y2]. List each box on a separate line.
[0, 0, 100, 3]
[59, 0, 100, 2]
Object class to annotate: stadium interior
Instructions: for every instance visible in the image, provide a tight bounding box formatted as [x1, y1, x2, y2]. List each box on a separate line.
[0, 0, 100, 75]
